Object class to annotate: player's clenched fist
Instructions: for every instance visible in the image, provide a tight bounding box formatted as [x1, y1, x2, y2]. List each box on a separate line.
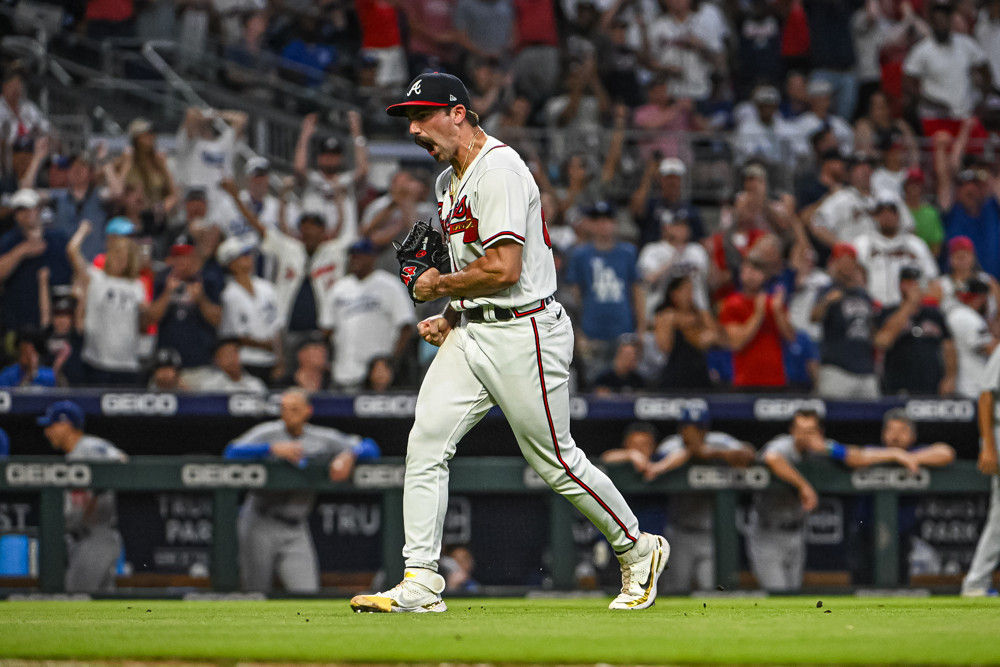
[418, 315, 451, 346]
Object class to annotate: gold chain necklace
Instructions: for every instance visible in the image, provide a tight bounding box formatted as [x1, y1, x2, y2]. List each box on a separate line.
[450, 128, 483, 201]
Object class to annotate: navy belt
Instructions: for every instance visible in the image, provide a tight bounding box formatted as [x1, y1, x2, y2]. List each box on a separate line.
[464, 295, 554, 323]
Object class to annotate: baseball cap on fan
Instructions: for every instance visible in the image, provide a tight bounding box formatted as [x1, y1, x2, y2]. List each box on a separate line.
[386, 73, 480, 123]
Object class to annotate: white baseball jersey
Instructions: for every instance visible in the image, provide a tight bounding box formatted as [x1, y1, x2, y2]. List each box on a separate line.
[636, 240, 710, 311]
[328, 269, 415, 387]
[853, 230, 939, 306]
[219, 276, 281, 367]
[81, 266, 146, 372]
[949, 303, 994, 399]
[435, 135, 557, 312]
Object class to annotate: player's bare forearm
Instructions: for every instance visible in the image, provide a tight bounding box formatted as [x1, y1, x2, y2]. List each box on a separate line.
[911, 443, 956, 468]
[415, 241, 522, 301]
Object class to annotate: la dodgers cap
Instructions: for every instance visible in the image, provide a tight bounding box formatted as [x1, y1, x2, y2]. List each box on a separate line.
[386, 73, 480, 123]
[37, 400, 84, 429]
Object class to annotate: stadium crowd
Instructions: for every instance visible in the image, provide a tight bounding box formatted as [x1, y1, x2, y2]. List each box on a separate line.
[2, 0, 1000, 398]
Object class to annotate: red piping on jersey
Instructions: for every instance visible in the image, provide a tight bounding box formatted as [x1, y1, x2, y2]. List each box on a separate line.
[514, 301, 546, 318]
[530, 318, 638, 543]
[482, 230, 525, 246]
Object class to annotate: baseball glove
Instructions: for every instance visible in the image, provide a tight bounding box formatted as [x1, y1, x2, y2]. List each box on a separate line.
[394, 219, 451, 302]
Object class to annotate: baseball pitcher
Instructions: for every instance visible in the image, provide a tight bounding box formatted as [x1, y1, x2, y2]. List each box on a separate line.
[350, 73, 668, 613]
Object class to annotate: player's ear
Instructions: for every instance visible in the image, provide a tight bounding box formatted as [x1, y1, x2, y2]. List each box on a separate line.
[451, 105, 466, 125]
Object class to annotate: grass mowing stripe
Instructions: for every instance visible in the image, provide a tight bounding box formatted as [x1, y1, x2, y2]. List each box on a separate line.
[1, 597, 997, 664]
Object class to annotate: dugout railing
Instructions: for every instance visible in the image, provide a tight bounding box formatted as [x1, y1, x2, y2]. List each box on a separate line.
[0, 456, 989, 594]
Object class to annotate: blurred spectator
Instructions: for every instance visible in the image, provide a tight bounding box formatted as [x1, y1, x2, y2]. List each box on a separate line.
[779, 70, 810, 120]
[147, 347, 188, 391]
[976, 0, 1000, 89]
[719, 258, 793, 389]
[223, 10, 275, 94]
[940, 236, 1000, 327]
[937, 136, 1000, 278]
[217, 236, 282, 382]
[632, 78, 701, 163]
[356, 0, 408, 87]
[811, 243, 879, 399]
[280, 335, 331, 392]
[630, 157, 704, 247]
[794, 148, 845, 218]
[224, 179, 346, 360]
[654, 275, 717, 391]
[175, 108, 246, 217]
[196, 338, 268, 393]
[328, 238, 414, 390]
[294, 111, 368, 241]
[0, 66, 50, 149]
[566, 202, 644, 381]
[239, 158, 285, 235]
[544, 54, 610, 159]
[734, 85, 796, 167]
[836, 408, 956, 470]
[109, 119, 178, 228]
[782, 329, 820, 391]
[646, 0, 724, 104]
[363, 356, 397, 392]
[0, 189, 71, 332]
[786, 240, 831, 341]
[903, 0, 990, 132]
[593, 337, 646, 395]
[467, 58, 513, 126]
[596, 12, 642, 107]
[946, 277, 997, 398]
[644, 407, 754, 592]
[359, 169, 435, 260]
[68, 220, 150, 386]
[402, 0, 458, 74]
[440, 545, 480, 594]
[812, 152, 915, 249]
[50, 152, 112, 261]
[853, 196, 938, 306]
[39, 399, 127, 593]
[0, 328, 56, 387]
[871, 130, 918, 198]
[42, 294, 85, 386]
[733, 1, 783, 98]
[805, 0, 857, 120]
[146, 234, 224, 383]
[851, 0, 893, 121]
[856, 91, 916, 156]
[874, 267, 956, 396]
[707, 194, 768, 300]
[223, 389, 379, 592]
[279, 14, 338, 88]
[638, 210, 709, 314]
[747, 408, 826, 592]
[789, 77, 854, 158]
[902, 167, 944, 257]
[453, 0, 515, 61]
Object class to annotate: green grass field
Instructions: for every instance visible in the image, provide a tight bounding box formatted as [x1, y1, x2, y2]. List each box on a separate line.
[1, 597, 998, 664]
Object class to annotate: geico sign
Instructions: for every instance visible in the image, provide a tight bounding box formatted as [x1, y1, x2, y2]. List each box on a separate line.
[5, 463, 91, 486]
[634, 397, 709, 420]
[181, 464, 267, 487]
[354, 395, 417, 418]
[101, 393, 177, 416]
[905, 400, 974, 422]
[228, 394, 281, 417]
[754, 398, 826, 421]
[851, 467, 931, 490]
[353, 464, 405, 488]
[0, 391, 10, 413]
[687, 465, 770, 490]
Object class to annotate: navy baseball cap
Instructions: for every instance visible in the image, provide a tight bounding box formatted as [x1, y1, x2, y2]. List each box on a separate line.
[37, 401, 84, 429]
[349, 238, 377, 254]
[584, 200, 617, 218]
[386, 73, 479, 123]
[678, 405, 710, 427]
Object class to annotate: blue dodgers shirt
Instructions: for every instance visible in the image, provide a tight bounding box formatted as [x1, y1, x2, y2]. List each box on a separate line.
[945, 197, 1000, 278]
[565, 242, 639, 341]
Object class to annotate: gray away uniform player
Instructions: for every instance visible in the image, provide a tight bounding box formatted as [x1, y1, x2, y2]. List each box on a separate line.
[350, 73, 668, 614]
[224, 390, 379, 593]
[38, 400, 127, 593]
[963, 344, 1000, 595]
[651, 420, 753, 592]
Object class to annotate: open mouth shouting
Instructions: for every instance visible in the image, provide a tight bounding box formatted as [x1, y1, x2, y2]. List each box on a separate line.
[415, 136, 438, 158]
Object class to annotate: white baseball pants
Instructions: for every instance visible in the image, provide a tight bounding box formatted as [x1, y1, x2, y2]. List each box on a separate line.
[402, 305, 640, 570]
